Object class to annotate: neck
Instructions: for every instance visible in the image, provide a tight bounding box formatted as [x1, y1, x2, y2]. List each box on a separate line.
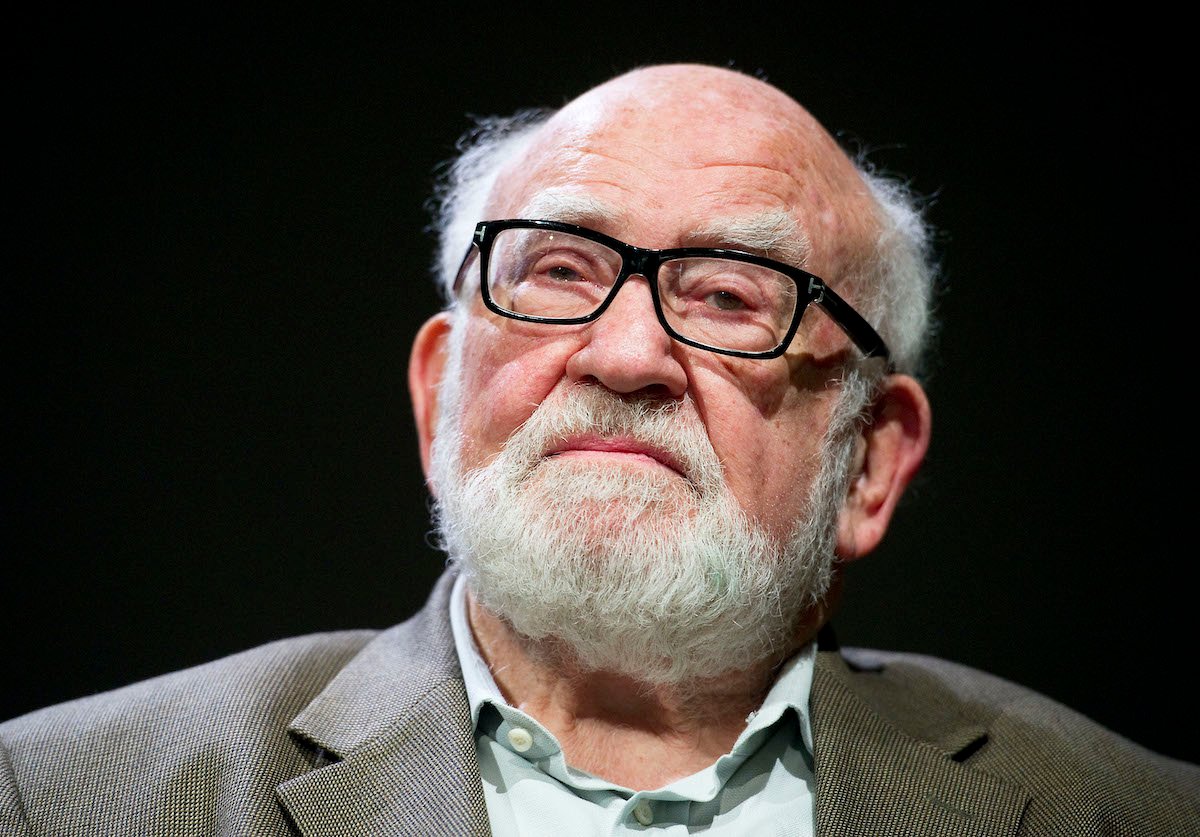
[466, 592, 824, 790]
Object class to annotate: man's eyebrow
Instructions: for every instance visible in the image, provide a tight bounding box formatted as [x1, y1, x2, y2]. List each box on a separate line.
[684, 211, 811, 268]
[517, 190, 620, 227]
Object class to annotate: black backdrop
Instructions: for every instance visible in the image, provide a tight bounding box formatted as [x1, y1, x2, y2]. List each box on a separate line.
[9, 8, 1193, 764]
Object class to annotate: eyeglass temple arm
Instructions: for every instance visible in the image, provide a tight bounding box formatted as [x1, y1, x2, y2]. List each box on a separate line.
[810, 281, 893, 367]
[450, 242, 478, 296]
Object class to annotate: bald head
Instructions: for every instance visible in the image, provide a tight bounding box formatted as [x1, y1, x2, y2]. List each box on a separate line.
[510, 64, 864, 196]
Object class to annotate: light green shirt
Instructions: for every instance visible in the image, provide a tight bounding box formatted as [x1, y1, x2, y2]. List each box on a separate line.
[449, 575, 817, 835]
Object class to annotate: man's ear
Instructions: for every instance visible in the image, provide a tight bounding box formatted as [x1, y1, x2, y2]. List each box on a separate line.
[836, 373, 931, 560]
[408, 312, 454, 486]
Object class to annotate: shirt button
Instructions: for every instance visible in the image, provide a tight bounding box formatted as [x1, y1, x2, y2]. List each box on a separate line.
[632, 800, 654, 826]
[507, 726, 534, 753]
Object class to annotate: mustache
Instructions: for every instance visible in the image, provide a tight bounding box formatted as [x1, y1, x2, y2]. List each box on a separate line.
[497, 384, 726, 495]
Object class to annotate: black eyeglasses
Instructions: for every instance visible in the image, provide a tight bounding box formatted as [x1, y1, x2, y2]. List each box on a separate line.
[452, 219, 890, 362]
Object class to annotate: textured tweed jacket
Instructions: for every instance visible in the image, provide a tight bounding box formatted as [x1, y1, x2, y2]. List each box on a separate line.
[2, 571, 1197, 836]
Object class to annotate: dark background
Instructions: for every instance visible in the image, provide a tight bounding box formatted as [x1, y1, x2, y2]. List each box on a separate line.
[9, 9, 1192, 763]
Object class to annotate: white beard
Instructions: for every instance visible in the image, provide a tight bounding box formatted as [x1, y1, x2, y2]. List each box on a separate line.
[429, 317, 860, 686]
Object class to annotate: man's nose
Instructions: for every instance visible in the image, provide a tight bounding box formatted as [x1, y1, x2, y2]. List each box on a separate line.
[564, 276, 688, 398]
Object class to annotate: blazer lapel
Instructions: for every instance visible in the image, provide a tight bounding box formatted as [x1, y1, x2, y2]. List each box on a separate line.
[276, 571, 490, 837]
[811, 641, 1029, 837]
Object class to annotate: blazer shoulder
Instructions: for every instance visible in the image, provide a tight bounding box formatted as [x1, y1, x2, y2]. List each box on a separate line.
[0, 629, 378, 836]
[837, 645, 1043, 714]
[830, 646, 1200, 832]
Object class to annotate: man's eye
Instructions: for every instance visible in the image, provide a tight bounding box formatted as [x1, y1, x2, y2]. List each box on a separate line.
[706, 290, 747, 311]
[545, 265, 583, 282]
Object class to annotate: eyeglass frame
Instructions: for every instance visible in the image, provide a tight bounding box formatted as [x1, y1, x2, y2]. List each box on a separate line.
[452, 218, 892, 364]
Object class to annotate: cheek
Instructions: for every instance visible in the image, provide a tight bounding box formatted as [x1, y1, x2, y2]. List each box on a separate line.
[454, 321, 575, 468]
[694, 360, 836, 536]
[727, 407, 832, 538]
[785, 310, 857, 374]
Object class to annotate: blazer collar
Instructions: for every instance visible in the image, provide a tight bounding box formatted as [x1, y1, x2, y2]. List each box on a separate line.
[811, 629, 1030, 836]
[277, 569, 491, 837]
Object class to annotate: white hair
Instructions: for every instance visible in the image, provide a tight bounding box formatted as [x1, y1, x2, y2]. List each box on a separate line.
[854, 166, 939, 377]
[426, 109, 552, 304]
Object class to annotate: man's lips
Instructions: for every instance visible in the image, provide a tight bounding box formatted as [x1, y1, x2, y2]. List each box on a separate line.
[545, 434, 687, 476]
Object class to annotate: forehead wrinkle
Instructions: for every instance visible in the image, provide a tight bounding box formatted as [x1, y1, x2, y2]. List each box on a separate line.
[685, 210, 812, 268]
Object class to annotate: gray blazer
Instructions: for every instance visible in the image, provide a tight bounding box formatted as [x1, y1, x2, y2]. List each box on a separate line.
[3, 571, 1197, 836]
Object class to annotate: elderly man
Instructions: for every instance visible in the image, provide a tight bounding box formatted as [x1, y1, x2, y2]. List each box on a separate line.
[2, 63, 1196, 836]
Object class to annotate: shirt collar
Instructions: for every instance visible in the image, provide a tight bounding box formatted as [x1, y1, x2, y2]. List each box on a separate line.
[448, 572, 816, 754]
[450, 572, 504, 726]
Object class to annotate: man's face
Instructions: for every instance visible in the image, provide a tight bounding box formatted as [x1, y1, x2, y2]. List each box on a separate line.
[410, 68, 900, 683]
[440, 68, 879, 548]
